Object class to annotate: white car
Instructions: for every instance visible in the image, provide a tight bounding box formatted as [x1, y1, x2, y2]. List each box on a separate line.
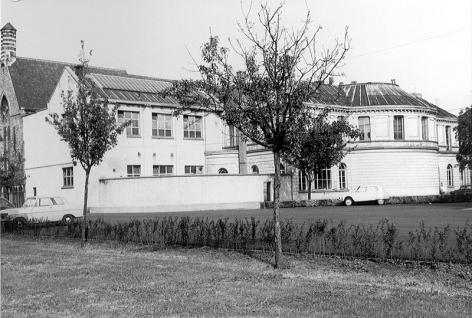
[343, 186, 390, 206]
[3, 197, 83, 225]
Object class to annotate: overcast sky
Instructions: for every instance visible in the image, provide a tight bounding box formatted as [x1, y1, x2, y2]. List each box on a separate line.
[1, 0, 471, 114]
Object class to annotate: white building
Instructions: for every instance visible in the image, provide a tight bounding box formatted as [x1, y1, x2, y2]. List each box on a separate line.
[206, 81, 465, 200]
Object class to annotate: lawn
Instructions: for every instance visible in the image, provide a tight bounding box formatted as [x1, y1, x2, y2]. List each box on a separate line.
[2, 236, 472, 317]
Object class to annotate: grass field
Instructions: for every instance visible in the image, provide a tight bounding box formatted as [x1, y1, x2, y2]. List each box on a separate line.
[91, 202, 472, 238]
[2, 236, 472, 317]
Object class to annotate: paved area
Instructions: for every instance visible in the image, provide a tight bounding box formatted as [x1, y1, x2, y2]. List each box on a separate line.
[91, 202, 472, 237]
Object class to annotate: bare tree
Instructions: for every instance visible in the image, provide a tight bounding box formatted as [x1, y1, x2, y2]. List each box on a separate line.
[163, 3, 349, 268]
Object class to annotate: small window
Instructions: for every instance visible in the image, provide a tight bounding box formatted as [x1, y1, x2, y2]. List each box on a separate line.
[314, 168, 332, 190]
[280, 164, 286, 174]
[251, 165, 259, 174]
[153, 165, 173, 176]
[358, 116, 371, 141]
[218, 168, 228, 174]
[62, 167, 74, 187]
[421, 117, 429, 141]
[338, 163, 347, 190]
[447, 164, 453, 187]
[0, 96, 8, 120]
[127, 165, 141, 177]
[183, 115, 202, 139]
[185, 165, 203, 174]
[152, 113, 173, 137]
[118, 111, 140, 137]
[393, 116, 404, 140]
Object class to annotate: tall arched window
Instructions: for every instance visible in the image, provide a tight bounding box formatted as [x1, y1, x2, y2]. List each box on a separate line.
[338, 163, 347, 190]
[447, 164, 453, 187]
[218, 168, 228, 174]
[1, 96, 8, 120]
[251, 165, 259, 174]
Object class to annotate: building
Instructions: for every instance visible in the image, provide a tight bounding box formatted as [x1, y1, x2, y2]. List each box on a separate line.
[206, 81, 464, 200]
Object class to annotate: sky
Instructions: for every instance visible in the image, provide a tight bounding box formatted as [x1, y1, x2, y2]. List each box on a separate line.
[1, 0, 471, 114]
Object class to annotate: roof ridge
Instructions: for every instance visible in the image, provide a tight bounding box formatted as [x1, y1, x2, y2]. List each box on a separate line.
[15, 56, 127, 73]
[91, 72, 173, 83]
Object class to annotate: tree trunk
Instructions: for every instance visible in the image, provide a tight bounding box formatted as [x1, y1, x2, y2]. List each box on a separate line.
[81, 167, 91, 248]
[307, 176, 312, 200]
[273, 151, 283, 268]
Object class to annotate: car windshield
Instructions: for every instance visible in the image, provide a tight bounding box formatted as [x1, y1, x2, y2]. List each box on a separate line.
[0, 198, 13, 208]
[23, 198, 37, 207]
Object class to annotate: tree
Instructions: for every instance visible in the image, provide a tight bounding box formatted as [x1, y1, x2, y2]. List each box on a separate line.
[455, 106, 472, 178]
[0, 153, 24, 198]
[47, 51, 127, 247]
[162, 4, 349, 268]
[284, 111, 359, 199]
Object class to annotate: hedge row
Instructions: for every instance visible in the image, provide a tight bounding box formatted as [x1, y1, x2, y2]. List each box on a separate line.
[3, 217, 472, 263]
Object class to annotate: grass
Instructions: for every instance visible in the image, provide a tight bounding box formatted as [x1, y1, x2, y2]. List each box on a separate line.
[2, 236, 472, 317]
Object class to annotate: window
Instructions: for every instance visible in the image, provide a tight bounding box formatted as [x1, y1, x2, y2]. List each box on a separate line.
[447, 164, 453, 187]
[280, 164, 286, 174]
[127, 165, 141, 177]
[338, 163, 347, 190]
[0, 96, 8, 120]
[460, 166, 472, 187]
[153, 165, 173, 176]
[185, 165, 203, 174]
[358, 116, 371, 141]
[218, 168, 228, 174]
[251, 165, 259, 174]
[421, 117, 429, 141]
[298, 170, 307, 191]
[228, 125, 238, 147]
[183, 115, 202, 139]
[393, 116, 404, 140]
[39, 198, 53, 206]
[62, 167, 74, 187]
[152, 113, 172, 137]
[118, 111, 140, 137]
[445, 126, 451, 150]
[314, 168, 332, 190]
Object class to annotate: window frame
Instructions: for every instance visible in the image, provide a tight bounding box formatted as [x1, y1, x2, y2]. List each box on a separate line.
[152, 113, 173, 138]
[127, 165, 141, 177]
[298, 170, 307, 191]
[218, 168, 228, 174]
[338, 163, 347, 190]
[358, 116, 371, 141]
[62, 167, 74, 188]
[314, 168, 332, 190]
[152, 165, 173, 176]
[421, 117, 429, 141]
[183, 115, 203, 139]
[447, 164, 454, 187]
[445, 125, 451, 150]
[118, 110, 140, 137]
[184, 165, 204, 175]
[393, 115, 404, 140]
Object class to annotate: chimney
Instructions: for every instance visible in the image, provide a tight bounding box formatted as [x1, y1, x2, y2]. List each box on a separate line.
[328, 77, 334, 85]
[391, 79, 396, 85]
[1, 22, 17, 66]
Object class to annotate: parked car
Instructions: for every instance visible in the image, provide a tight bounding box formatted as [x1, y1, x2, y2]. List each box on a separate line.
[2, 196, 83, 225]
[343, 186, 390, 206]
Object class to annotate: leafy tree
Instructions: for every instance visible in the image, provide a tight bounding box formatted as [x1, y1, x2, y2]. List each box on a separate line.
[284, 111, 359, 199]
[455, 106, 472, 177]
[0, 153, 24, 198]
[162, 4, 349, 268]
[47, 57, 127, 247]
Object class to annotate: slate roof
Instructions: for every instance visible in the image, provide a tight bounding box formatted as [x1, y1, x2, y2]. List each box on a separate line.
[1, 22, 16, 31]
[310, 82, 456, 119]
[8, 57, 127, 112]
[88, 73, 178, 105]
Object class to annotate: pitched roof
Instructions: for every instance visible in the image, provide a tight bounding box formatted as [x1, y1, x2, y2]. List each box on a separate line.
[8, 57, 127, 112]
[88, 73, 178, 105]
[1, 22, 16, 31]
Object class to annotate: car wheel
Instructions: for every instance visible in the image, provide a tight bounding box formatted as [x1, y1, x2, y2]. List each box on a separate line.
[62, 214, 75, 224]
[377, 199, 385, 205]
[14, 217, 26, 229]
[344, 197, 354, 206]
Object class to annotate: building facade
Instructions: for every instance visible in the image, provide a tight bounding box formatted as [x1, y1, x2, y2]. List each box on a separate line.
[206, 81, 464, 200]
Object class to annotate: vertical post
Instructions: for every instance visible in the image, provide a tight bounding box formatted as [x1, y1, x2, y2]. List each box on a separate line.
[238, 130, 247, 175]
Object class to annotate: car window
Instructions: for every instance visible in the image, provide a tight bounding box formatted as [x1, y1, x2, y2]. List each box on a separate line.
[367, 186, 378, 192]
[23, 198, 37, 208]
[52, 197, 64, 205]
[356, 187, 366, 192]
[39, 198, 53, 206]
[0, 198, 13, 208]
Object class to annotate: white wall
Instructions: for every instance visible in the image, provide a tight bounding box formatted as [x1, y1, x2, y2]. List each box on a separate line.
[97, 174, 271, 212]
